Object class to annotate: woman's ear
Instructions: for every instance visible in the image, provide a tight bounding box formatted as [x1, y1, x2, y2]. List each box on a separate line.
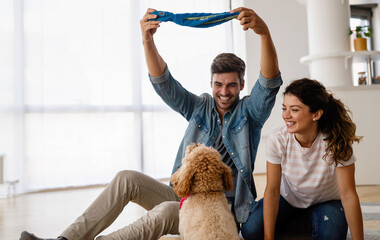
[313, 109, 323, 121]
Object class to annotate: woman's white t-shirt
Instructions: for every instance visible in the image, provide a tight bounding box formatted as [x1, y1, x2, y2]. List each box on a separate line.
[266, 126, 356, 208]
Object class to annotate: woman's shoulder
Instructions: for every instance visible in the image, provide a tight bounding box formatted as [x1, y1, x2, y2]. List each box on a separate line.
[270, 126, 290, 138]
[267, 126, 291, 145]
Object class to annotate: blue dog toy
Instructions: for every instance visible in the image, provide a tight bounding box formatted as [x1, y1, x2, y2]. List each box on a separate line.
[149, 11, 240, 28]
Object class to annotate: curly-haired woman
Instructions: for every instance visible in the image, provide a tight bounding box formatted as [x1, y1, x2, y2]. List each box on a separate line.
[242, 79, 364, 240]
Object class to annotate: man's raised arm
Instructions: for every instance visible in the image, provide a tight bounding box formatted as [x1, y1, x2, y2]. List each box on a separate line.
[232, 7, 279, 79]
[140, 8, 167, 77]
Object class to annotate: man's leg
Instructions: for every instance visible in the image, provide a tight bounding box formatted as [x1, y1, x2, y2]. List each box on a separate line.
[20, 170, 180, 240]
[308, 200, 348, 240]
[240, 198, 264, 240]
[96, 201, 180, 240]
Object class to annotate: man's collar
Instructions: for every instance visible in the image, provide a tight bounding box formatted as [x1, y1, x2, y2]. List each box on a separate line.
[211, 96, 240, 115]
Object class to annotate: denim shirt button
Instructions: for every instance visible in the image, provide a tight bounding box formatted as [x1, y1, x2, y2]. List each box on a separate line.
[224, 121, 227, 124]
[240, 169, 243, 173]
[249, 201, 252, 204]
[198, 125, 201, 128]
[231, 152, 234, 155]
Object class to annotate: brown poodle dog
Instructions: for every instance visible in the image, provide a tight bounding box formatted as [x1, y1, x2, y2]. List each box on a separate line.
[171, 143, 240, 240]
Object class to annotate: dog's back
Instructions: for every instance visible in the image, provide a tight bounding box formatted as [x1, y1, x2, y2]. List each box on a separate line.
[179, 192, 240, 240]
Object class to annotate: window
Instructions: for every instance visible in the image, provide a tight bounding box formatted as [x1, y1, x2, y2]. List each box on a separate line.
[350, 5, 374, 50]
[0, 0, 235, 192]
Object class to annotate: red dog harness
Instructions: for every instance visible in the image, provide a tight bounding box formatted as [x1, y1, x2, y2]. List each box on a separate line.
[179, 195, 190, 209]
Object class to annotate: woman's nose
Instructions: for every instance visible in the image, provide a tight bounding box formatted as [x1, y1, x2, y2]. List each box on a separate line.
[283, 110, 290, 119]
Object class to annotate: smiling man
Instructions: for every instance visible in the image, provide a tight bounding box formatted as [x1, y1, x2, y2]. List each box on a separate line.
[143, 6, 283, 236]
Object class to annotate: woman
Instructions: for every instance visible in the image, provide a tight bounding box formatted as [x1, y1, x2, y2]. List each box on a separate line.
[241, 79, 364, 240]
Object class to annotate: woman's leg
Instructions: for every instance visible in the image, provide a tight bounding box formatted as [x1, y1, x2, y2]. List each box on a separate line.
[60, 170, 180, 240]
[308, 200, 348, 240]
[240, 196, 296, 240]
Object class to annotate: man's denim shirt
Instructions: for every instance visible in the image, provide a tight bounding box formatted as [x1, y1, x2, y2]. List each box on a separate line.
[149, 66, 282, 223]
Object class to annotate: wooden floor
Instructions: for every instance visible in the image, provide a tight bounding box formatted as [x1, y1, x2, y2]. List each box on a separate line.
[1, 174, 379, 240]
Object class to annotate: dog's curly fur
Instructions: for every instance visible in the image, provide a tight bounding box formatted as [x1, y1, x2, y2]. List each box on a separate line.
[171, 143, 240, 240]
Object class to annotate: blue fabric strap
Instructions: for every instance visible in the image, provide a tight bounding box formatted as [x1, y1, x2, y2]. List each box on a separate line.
[150, 11, 240, 28]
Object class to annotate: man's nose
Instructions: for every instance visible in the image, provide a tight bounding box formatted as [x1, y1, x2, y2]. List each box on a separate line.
[221, 86, 228, 95]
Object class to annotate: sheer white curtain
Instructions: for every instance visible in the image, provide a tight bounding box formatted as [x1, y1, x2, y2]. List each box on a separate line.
[0, 0, 235, 193]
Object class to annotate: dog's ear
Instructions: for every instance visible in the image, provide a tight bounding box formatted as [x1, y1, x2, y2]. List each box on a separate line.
[171, 162, 195, 197]
[171, 167, 180, 190]
[221, 163, 233, 192]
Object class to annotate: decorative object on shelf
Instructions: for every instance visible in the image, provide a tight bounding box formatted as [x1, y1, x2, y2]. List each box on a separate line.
[354, 38, 367, 51]
[349, 25, 373, 51]
[357, 72, 367, 85]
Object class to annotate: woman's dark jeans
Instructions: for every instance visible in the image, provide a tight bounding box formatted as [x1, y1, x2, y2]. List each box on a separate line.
[241, 196, 348, 240]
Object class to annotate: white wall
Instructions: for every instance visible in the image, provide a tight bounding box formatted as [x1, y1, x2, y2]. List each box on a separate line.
[331, 85, 380, 185]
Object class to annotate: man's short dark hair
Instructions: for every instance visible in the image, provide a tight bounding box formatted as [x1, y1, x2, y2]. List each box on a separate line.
[211, 53, 246, 84]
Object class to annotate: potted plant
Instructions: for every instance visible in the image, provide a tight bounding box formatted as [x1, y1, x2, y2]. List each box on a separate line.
[349, 25, 373, 51]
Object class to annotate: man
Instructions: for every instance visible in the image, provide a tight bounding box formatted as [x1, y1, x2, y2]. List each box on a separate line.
[20, 6, 281, 240]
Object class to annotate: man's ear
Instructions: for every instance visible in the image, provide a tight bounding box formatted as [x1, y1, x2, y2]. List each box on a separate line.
[240, 80, 245, 91]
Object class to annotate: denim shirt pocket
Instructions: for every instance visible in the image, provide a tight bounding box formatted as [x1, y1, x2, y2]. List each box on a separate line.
[230, 116, 249, 149]
[185, 114, 209, 144]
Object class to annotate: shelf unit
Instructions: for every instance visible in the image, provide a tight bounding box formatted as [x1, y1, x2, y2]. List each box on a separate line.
[300, 50, 380, 63]
[301, 51, 380, 85]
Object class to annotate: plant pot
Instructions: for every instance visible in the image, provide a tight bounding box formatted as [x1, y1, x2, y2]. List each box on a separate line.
[354, 38, 367, 51]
